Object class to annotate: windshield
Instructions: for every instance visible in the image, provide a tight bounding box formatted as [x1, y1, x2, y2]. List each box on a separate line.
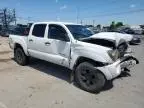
[66, 25, 94, 40]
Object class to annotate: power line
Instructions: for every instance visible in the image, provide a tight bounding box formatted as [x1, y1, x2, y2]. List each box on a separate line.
[80, 3, 134, 14]
[76, 7, 79, 23]
[83, 8, 144, 19]
[81, 0, 126, 10]
[73, 0, 137, 23]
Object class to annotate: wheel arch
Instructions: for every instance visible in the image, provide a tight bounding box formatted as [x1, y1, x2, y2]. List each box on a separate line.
[73, 57, 107, 70]
[70, 56, 108, 82]
[14, 43, 28, 56]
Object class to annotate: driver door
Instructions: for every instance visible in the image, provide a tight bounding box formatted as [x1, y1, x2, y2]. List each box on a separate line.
[44, 24, 71, 67]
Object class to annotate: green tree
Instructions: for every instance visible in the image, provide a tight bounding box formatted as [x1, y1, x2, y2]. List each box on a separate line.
[115, 22, 123, 28]
[110, 21, 124, 31]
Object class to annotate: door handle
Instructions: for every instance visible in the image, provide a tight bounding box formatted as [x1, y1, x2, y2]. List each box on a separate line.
[45, 42, 51, 45]
[29, 39, 33, 42]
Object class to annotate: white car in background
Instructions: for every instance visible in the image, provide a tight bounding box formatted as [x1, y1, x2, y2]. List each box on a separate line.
[91, 32, 133, 46]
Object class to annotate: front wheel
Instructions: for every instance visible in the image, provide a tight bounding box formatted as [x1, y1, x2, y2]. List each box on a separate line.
[74, 62, 106, 93]
[14, 48, 29, 66]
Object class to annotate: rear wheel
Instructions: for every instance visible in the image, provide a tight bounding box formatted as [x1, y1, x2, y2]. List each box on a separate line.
[75, 62, 106, 93]
[14, 48, 29, 66]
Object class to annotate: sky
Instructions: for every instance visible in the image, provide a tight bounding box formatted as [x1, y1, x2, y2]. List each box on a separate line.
[0, 0, 144, 25]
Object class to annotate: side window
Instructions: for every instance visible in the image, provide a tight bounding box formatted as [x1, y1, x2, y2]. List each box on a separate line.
[48, 24, 69, 41]
[32, 24, 46, 37]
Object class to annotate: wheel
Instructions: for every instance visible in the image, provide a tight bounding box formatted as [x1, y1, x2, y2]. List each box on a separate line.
[74, 62, 106, 93]
[14, 48, 29, 66]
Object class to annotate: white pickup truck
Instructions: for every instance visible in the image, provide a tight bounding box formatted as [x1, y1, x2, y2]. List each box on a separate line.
[9, 22, 138, 93]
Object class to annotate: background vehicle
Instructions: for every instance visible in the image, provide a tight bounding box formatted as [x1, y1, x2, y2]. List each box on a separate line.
[115, 28, 141, 44]
[0, 24, 30, 37]
[129, 35, 141, 44]
[9, 22, 138, 93]
[91, 32, 133, 44]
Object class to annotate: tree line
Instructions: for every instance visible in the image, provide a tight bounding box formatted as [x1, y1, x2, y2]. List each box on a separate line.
[0, 8, 16, 30]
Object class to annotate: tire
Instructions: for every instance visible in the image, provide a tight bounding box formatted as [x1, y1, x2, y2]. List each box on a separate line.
[74, 62, 106, 93]
[14, 48, 29, 66]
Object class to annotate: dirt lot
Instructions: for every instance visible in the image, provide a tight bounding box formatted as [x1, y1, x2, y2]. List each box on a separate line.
[0, 36, 144, 108]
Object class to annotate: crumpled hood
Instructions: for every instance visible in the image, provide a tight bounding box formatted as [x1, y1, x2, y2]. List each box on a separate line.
[74, 40, 113, 62]
[90, 32, 133, 45]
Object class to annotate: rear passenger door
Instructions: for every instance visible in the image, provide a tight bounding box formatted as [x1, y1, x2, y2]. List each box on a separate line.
[28, 24, 47, 59]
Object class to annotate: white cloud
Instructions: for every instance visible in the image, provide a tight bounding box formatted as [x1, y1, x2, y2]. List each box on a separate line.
[60, 5, 67, 10]
[130, 4, 136, 8]
[56, 0, 58, 3]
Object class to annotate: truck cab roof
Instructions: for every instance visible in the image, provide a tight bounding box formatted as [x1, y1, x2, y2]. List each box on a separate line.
[33, 22, 81, 25]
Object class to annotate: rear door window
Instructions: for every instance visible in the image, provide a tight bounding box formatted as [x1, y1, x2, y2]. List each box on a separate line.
[32, 24, 46, 37]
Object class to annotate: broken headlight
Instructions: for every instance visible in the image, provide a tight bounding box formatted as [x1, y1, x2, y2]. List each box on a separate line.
[108, 50, 119, 61]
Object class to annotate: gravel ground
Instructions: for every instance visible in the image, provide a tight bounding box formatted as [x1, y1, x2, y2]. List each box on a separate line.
[0, 36, 144, 108]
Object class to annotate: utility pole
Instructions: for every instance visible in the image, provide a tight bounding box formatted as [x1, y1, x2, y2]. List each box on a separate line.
[76, 8, 79, 23]
[56, 16, 60, 21]
[3, 8, 8, 30]
[93, 20, 95, 27]
[28, 17, 31, 23]
[13, 9, 16, 25]
[80, 20, 83, 25]
[0, 10, 2, 24]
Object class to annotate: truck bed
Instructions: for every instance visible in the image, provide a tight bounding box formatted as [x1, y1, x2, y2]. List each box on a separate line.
[9, 34, 28, 50]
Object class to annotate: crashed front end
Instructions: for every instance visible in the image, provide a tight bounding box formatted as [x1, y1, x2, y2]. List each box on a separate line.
[97, 54, 139, 80]
[97, 42, 139, 80]
[81, 38, 139, 80]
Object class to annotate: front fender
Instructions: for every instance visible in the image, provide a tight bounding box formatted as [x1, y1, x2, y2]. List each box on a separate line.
[69, 49, 109, 70]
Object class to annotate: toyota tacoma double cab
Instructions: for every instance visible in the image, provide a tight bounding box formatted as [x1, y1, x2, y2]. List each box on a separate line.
[9, 22, 138, 93]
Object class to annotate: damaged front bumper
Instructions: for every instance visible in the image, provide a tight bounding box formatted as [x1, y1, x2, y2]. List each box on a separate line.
[97, 55, 139, 80]
[120, 55, 139, 70]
